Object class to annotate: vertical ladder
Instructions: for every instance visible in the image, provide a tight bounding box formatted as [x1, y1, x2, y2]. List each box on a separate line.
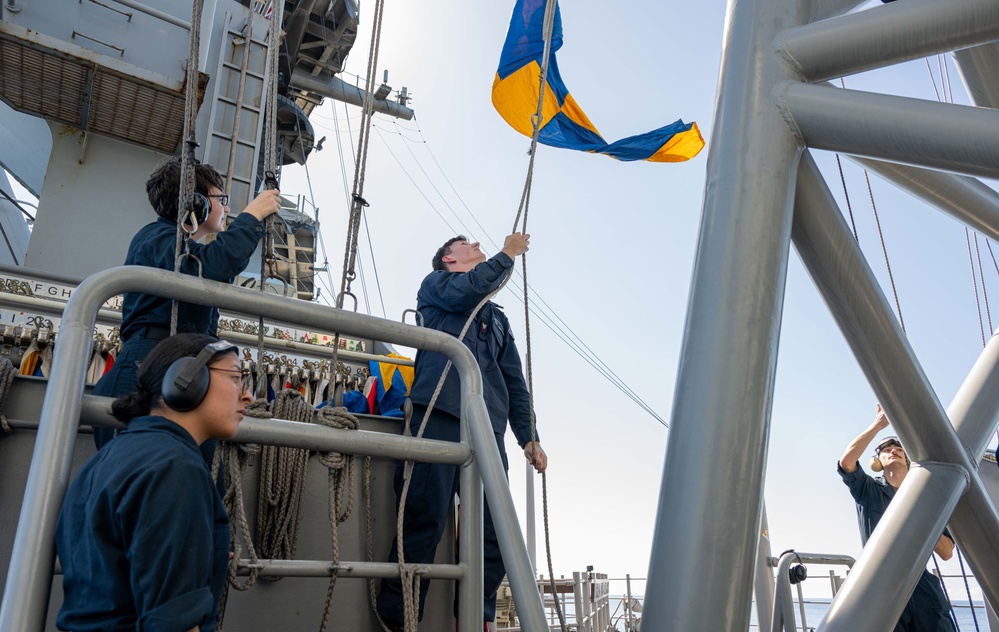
[201, 10, 272, 213]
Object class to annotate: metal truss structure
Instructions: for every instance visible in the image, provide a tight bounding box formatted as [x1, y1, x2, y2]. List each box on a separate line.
[643, 0, 999, 630]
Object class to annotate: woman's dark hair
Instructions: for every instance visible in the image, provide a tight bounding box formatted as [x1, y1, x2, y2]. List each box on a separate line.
[145, 158, 226, 222]
[111, 333, 235, 422]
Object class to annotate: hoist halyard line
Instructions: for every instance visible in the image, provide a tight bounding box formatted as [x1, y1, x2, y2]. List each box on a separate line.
[374, 125, 665, 423]
[399, 115, 651, 392]
[375, 122, 667, 426]
[170, 0, 205, 336]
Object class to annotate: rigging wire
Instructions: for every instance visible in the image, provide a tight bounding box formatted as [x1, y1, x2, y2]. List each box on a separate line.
[966, 229, 986, 347]
[360, 210, 388, 317]
[838, 68, 976, 631]
[833, 80, 859, 242]
[973, 233, 993, 333]
[863, 169, 906, 332]
[371, 124, 667, 425]
[381, 117, 666, 423]
[330, 94, 384, 316]
[405, 116, 639, 374]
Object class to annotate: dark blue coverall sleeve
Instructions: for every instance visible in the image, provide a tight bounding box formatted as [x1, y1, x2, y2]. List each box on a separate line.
[837, 461, 879, 504]
[418, 252, 513, 313]
[499, 331, 536, 448]
[183, 212, 264, 282]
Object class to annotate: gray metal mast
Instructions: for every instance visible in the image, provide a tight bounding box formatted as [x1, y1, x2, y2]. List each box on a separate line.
[643, 0, 999, 630]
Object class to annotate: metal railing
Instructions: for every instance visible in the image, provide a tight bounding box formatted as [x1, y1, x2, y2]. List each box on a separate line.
[0, 266, 548, 632]
[0, 262, 413, 369]
[771, 553, 855, 632]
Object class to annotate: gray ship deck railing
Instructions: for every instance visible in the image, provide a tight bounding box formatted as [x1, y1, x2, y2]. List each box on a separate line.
[0, 262, 412, 368]
[0, 266, 548, 632]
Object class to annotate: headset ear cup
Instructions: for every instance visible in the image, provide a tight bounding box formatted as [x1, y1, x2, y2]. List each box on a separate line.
[161, 357, 211, 412]
[185, 192, 210, 225]
[789, 564, 808, 585]
[869, 456, 883, 472]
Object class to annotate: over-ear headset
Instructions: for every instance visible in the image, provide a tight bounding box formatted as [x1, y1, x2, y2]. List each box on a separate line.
[183, 192, 210, 227]
[161, 340, 237, 412]
[779, 549, 808, 585]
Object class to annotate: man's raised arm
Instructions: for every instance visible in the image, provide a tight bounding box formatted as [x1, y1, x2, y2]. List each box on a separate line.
[839, 405, 890, 473]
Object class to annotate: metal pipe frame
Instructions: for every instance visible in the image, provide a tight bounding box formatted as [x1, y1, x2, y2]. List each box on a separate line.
[234, 559, 466, 580]
[769, 552, 855, 632]
[572, 572, 584, 632]
[236, 416, 470, 463]
[808, 0, 866, 24]
[461, 392, 546, 631]
[644, 0, 808, 628]
[0, 266, 547, 632]
[779, 82, 999, 180]
[793, 151, 999, 619]
[108, 0, 192, 30]
[820, 464, 968, 632]
[793, 151, 971, 467]
[653, 0, 999, 628]
[0, 290, 413, 367]
[754, 505, 776, 630]
[776, 0, 999, 83]
[12, 385, 468, 465]
[948, 332, 999, 461]
[953, 43, 999, 108]
[850, 157, 999, 243]
[290, 70, 415, 120]
[459, 418, 484, 632]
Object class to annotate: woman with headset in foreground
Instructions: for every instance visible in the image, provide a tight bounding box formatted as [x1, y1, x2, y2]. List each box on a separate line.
[55, 333, 252, 632]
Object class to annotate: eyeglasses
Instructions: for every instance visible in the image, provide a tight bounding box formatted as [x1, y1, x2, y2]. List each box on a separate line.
[207, 193, 230, 207]
[209, 367, 252, 393]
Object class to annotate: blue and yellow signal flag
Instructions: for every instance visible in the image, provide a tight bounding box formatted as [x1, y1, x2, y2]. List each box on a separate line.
[492, 0, 705, 162]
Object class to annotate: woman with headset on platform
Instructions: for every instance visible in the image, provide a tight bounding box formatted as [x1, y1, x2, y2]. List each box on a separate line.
[91, 158, 280, 460]
[56, 333, 252, 632]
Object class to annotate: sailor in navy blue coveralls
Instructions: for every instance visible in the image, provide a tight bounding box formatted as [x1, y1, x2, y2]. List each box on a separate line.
[837, 406, 956, 632]
[58, 417, 230, 632]
[57, 334, 253, 632]
[378, 234, 547, 630]
[92, 160, 280, 459]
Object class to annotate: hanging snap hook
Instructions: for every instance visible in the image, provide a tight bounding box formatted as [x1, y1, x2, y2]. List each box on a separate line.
[177, 252, 205, 278]
[339, 291, 358, 312]
[402, 308, 424, 327]
[263, 170, 279, 190]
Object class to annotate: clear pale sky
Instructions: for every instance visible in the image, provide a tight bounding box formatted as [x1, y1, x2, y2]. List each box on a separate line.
[278, 0, 997, 601]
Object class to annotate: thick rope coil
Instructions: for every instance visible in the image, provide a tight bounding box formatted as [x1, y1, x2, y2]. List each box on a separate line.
[0, 357, 16, 434]
[217, 440, 263, 591]
[255, 391, 313, 563]
[314, 405, 359, 632]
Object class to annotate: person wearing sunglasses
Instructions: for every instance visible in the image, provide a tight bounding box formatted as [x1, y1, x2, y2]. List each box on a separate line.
[56, 334, 253, 632]
[91, 158, 280, 462]
[837, 405, 956, 632]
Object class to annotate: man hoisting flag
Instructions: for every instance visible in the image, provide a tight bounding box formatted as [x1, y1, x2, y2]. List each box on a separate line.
[492, 0, 704, 162]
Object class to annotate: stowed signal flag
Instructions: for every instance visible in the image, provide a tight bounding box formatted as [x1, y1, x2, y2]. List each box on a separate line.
[492, 0, 705, 163]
